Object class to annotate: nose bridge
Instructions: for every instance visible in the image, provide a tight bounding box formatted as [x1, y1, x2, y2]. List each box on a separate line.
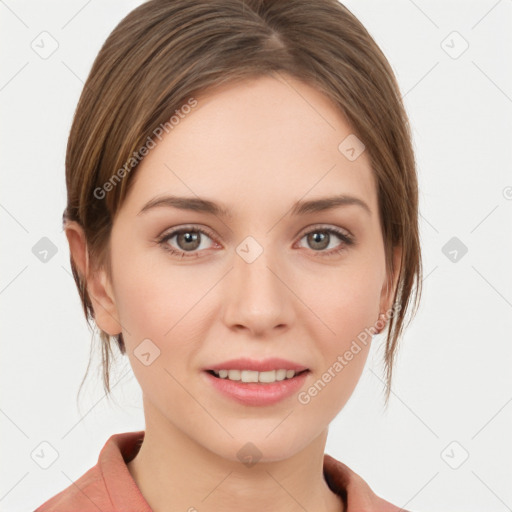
[222, 235, 293, 334]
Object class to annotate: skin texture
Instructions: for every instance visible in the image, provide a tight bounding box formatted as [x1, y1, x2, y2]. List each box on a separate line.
[66, 73, 401, 512]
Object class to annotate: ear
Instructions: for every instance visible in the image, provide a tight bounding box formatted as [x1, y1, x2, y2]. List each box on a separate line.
[379, 244, 402, 314]
[65, 221, 122, 336]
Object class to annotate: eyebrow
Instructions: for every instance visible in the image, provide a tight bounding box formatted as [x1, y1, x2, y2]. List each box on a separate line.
[137, 194, 371, 218]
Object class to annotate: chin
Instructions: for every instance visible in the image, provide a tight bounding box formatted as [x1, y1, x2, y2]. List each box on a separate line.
[198, 425, 318, 465]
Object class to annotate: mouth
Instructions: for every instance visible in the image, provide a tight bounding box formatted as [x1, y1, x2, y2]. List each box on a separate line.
[205, 368, 310, 384]
[203, 367, 311, 406]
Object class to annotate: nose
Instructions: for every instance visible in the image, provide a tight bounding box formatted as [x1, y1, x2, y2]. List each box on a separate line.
[221, 242, 295, 337]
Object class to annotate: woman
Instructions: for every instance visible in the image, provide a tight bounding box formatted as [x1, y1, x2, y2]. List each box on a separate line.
[35, 0, 422, 510]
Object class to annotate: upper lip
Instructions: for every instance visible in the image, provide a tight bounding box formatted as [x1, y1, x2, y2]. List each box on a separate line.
[205, 357, 309, 373]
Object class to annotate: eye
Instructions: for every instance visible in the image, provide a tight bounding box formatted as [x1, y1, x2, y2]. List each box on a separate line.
[296, 225, 354, 256]
[156, 224, 355, 259]
[157, 226, 217, 258]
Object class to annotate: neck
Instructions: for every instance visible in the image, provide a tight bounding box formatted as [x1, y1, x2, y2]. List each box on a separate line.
[127, 400, 344, 512]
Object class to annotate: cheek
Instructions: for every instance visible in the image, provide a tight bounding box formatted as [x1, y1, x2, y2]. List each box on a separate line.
[295, 272, 379, 419]
[110, 249, 215, 378]
[295, 258, 382, 401]
[299, 260, 383, 343]
[112, 261, 204, 404]
[115, 270, 174, 338]
[111, 241, 204, 337]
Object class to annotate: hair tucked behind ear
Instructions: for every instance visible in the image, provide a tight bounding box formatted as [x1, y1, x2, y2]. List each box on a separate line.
[65, 0, 422, 409]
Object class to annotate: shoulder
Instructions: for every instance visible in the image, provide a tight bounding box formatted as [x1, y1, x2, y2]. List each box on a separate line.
[33, 464, 111, 511]
[323, 453, 412, 512]
[33, 431, 147, 512]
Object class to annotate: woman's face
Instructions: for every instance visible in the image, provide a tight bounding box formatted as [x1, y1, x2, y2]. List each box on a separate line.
[96, 73, 398, 461]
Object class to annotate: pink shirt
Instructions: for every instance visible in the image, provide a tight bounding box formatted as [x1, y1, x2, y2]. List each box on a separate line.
[34, 431, 409, 511]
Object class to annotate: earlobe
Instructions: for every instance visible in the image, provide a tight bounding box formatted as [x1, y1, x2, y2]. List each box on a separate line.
[65, 221, 122, 336]
[87, 268, 122, 336]
[378, 245, 402, 326]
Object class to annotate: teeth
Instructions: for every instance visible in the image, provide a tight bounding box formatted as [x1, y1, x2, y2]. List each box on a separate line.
[276, 369, 287, 381]
[258, 370, 276, 383]
[212, 369, 301, 383]
[242, 370, 259, 383]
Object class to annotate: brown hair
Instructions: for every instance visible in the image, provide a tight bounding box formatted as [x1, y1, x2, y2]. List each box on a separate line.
[64, 0, 422, 407]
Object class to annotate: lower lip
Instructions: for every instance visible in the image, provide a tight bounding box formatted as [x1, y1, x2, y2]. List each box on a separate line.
[203, 370, 310, 406]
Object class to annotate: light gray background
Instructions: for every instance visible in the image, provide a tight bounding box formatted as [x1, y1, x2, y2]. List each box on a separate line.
[1, 1, 511, 511]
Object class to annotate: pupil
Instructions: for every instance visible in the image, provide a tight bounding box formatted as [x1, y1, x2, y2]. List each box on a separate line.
[178, 231, 200, 251]
[308, 231, 329, 250]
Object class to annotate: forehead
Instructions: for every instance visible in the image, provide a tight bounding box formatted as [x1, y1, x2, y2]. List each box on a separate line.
[123, 73, 377, 217]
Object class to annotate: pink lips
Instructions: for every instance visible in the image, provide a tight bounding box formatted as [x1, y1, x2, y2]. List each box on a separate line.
[203, 357, 310, 406]
[205, 357, 309, 373]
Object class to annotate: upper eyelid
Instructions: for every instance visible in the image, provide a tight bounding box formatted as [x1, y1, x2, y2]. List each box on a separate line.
[160, 224, 216, 238]
[297, 223, 352, 238]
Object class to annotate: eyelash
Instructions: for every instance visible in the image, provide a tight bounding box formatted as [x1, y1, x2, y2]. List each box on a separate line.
[156, 224, 355, 259]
